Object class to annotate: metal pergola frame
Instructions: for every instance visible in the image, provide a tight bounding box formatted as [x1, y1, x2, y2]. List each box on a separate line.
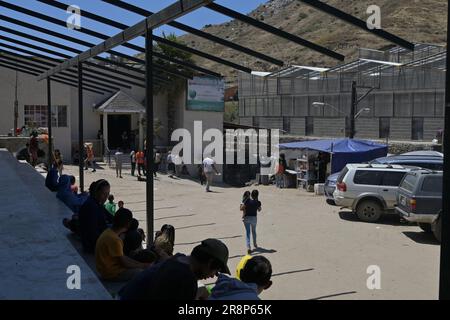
[0, 1, 217, 79]
[0, 17, 171, 85]
[299, 0, 415, 51]
[441, 0, 450, 301]
[3, 1, 443, 299]
[0, 32, 169, 87]
[0, 12, 193, 81]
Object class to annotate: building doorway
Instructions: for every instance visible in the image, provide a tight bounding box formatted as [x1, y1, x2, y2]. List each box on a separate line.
[108, 114, 131, 150]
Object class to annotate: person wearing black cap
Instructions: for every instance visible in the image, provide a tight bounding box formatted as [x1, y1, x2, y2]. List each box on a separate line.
[118, 239, 230, 300]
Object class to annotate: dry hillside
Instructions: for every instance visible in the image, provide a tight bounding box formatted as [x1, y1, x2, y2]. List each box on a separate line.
[179, 0, 447, 84]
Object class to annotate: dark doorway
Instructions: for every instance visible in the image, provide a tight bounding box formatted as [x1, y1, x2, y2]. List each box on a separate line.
[108, 114, 131, 150]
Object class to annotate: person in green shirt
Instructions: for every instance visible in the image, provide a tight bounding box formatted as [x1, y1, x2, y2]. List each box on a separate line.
[104, 194, 117, 216]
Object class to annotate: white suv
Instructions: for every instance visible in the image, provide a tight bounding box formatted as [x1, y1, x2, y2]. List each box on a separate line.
[333, 164, 413, 222]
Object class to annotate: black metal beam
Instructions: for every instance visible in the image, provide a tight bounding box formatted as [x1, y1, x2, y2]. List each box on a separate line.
[152, 51, 221, 78]
[0, 48, 123, 92]
[145, 26, 154, 245]
[440, 0, 450, 300]
[47, 77, 52, 168]
[0, 11, 191, 80]
[206, 2, 344, 61]
[78, 62, 84, 192]
[37, 0, 251, 73]
[0, 43, 133, 90]
[22, 0, 214, 79]
[0, 22, 169, 85]
[0, 59, 107, 94]
[0, 31, 150, 87]
[299, 0, 415, 51]
[102, 0, 283, 66]
[0, 62, 102, 95]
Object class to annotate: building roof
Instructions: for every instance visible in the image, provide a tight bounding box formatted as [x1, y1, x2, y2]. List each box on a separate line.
[95, 90, 145, 114]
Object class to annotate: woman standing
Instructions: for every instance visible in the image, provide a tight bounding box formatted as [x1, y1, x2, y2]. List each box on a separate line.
[240, 190, 262, 254]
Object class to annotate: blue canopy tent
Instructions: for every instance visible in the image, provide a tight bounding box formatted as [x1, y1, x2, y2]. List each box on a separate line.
[279, 139, 388, 174]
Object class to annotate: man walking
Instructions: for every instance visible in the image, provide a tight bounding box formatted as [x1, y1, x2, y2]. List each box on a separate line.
[136, 150, 145, 176]
[130, 150, 136, 176]
[203, 156, 219, 192]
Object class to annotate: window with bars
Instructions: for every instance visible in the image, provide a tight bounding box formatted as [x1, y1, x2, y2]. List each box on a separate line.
[24, 105, 68, 128]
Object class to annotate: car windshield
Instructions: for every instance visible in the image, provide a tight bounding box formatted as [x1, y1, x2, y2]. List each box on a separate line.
[399, 174, 418, 192]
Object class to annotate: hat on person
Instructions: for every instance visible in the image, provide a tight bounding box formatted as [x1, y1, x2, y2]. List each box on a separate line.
[200, 239, 230, 275]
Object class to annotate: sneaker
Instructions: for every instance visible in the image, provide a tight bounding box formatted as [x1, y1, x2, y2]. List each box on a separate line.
[247, 249, 252, 255]
[92, 169, 96, 172]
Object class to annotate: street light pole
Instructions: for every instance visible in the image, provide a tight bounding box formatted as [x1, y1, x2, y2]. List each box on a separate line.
[349, 81, 357, 139]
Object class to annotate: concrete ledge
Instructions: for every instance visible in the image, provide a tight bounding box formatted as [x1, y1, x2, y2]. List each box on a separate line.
[0, 149, 111, 300]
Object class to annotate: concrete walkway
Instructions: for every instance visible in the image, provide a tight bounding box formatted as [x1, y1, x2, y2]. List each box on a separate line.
[62, 162, 440, 300]
[0, 149, 111, 300]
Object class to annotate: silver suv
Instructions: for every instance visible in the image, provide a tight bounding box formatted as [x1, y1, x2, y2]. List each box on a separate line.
[333, 164, 413, 222]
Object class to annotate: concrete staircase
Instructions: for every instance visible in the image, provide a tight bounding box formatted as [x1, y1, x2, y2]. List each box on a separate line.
[0, 149, 111, 300]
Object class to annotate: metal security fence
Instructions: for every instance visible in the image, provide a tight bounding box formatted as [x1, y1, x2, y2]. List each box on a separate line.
[238, 45, 446, 141]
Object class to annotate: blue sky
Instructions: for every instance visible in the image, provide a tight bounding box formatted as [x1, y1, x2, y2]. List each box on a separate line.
[0, 0, 267, 59]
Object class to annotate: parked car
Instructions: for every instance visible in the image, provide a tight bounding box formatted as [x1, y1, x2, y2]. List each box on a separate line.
[369, 153, 443, 170]
[395, 170, 442, 242]
[333, 164, 414, 222]
[324, 151, 443, 206]
[324, 172, 340, 205]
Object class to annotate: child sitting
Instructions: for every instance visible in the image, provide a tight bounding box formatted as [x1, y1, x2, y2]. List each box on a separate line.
[104, 194, 117, 217]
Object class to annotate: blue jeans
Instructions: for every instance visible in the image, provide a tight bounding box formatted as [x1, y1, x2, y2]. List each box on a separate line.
[276, 174, 284, 188]
[243, 216, 257, 249]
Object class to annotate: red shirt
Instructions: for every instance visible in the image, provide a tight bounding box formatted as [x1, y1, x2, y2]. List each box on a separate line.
[136, 152, 145, 164]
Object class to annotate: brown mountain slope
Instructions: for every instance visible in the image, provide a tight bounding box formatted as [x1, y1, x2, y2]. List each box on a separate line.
[179, 0, 447, 84]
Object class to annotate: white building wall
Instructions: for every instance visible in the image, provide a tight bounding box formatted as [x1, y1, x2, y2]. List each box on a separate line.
[174, 85, 224, 180]
[0, 67, 78, 159]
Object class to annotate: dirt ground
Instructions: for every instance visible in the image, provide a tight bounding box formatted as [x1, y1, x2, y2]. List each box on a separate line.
[63, 163, 440, 300]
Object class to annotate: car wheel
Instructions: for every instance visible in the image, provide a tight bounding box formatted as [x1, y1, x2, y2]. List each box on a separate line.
[432, 216, 442, 243]
[418, 223, 432, 233]
[356, 200, 383, 223]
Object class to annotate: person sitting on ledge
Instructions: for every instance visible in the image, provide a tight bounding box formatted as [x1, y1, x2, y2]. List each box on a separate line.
[96, 208, 152, 282]
[118, 238, 230, 300]
[208, 255, 273, 300]
[45, 159, 62, 192]
[56, 175, 88, 214]
[78, 179, 111, 254]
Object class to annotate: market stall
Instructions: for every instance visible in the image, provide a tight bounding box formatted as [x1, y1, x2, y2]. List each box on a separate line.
[278, 139, 388, 190]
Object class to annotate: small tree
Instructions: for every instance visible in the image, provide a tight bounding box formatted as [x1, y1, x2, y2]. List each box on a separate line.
[154, 32, 194, 80]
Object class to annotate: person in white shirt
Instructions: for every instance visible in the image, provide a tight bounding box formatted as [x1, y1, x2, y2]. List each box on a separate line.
[203, 156, 219, 192]
[167, 151, 175, 178]
[154, 150, 161, 177]
[115, 148, 124, 178]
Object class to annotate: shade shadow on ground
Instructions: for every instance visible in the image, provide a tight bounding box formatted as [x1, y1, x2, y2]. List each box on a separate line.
[177, 223, 216, 230]
[402, 231, 440, 245]
[155, 213, 197, 220]
[338, 211, 409, 226]
[309, 291, 357, 300]
[252, 247, 277, 254]
[176, 235, 243, 246]
[272, 268, 314, 277]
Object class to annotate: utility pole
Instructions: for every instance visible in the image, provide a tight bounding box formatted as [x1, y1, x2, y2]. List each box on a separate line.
[14, 71, 18, 137]
[349, 81, 357, 139]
